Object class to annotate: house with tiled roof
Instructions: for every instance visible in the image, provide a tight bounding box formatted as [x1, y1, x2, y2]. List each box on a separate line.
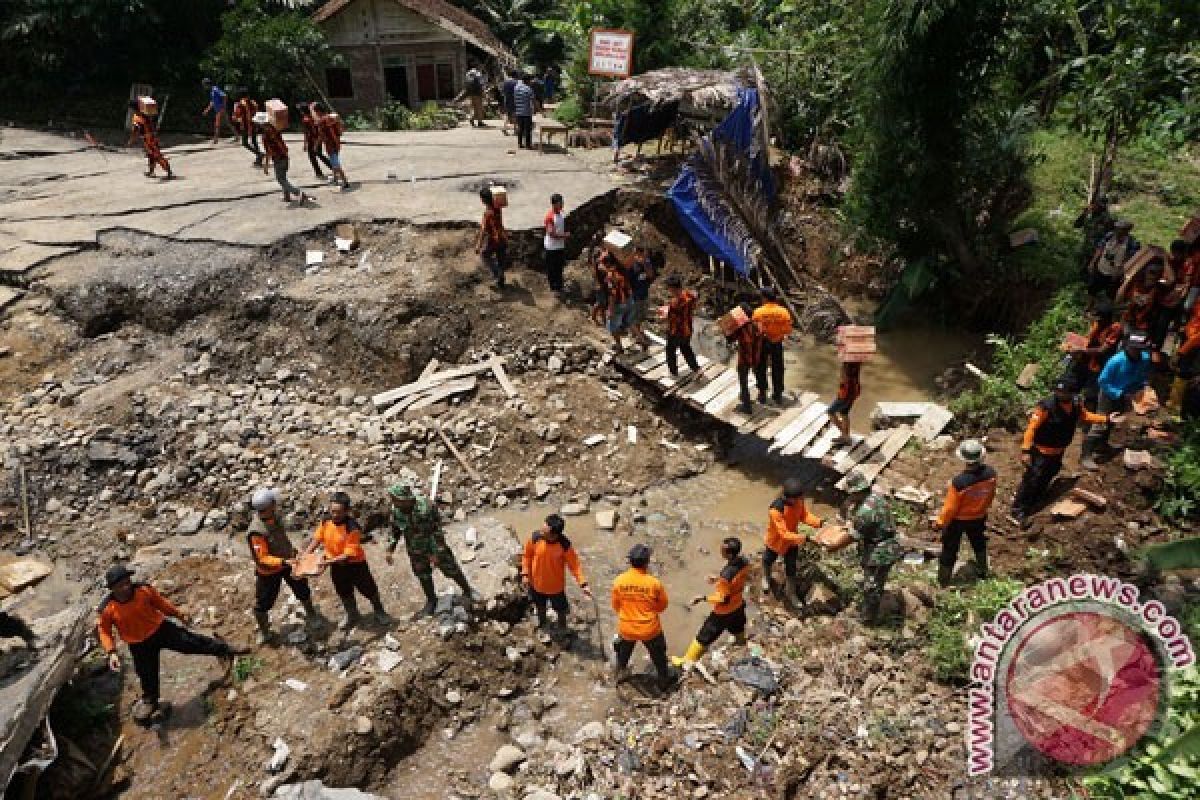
[313, 0, 516, 111]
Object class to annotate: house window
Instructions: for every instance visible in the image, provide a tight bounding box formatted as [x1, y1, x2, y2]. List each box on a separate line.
[325, 67, 354, 98]
[436, 63, 454, 99]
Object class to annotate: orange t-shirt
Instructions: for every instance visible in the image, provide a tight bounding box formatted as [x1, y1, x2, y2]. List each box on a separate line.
[314, 519, 366, 563]
[522, 533, 586, 595]
[611, 567, 668, 640]
[764, 497, 822, 555]
[97, 584, 180, 652]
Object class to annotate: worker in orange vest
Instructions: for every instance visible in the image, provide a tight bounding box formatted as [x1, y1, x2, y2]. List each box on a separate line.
[611, 544, 674, 689]
[932, 439, 997, 586]
[126, 100, 172, 179]
[674, 537, 750, 667]
[521, 513, 591, 637]
[752, 286, 793, 405]
[302, 491, 389, 630]
[762, 478, 823, 603]
[97, 564, 246, 724]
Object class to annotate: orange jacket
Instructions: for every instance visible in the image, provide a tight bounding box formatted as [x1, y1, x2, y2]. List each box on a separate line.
[611, 567, 668, 640]
[707, 557, 750, 615]
[1179, 303, 1200, 357]
[1021, 399, 1106, 456]
[314, 518, 366, 563]
[97, 584, 179, 652]
[752, 301, 793, 343]
[765, 497, 822, 555]
[936, 466, 998, 527]
[522, 533, 586, 595]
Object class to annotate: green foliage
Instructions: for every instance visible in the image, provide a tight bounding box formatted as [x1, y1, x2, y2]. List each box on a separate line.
[50, 681, 114, 740]
[1081, 666, 1200, 799]
[200, 0, 337, 102]
[849, 0, 1036, 278]
[553, 95, 585, 126]
[233, 655, 263, 683]
[378, 101, 459, 131]
[927, 577, 1023, 683]
[1156, 422, 1200, 521]
[950, 287, 1087, 428]
[456, 0, 565, 65]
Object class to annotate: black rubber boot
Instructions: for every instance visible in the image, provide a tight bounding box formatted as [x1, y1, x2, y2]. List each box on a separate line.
[253, 611, 272, 644]
[338, 596, 361, 630]
[937, 564, 954, 588]
[456, 576, 483, 607]
[418, 574, 438, 617]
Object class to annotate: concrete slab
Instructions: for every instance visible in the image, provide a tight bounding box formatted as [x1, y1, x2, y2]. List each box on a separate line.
[0, 126, 623, 275]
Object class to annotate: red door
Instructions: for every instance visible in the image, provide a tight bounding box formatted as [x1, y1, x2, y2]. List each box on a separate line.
[416, 64, 436, 102]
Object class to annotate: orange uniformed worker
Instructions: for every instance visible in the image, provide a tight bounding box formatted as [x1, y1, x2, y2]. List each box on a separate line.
[521, 513, 591, 633]
[674, 537, 750, 667]
[1009, 378, 1111, 529]
[126, 100, 172, 179]
[97, 564, 243, 724]
[248, 488, 323, 643]
[611, 544, 673, 689]
[932, 439, 998, 586]
[302, 491, 388, 630]
[762, 478, 823, 601]
[752, 285, 793, 405]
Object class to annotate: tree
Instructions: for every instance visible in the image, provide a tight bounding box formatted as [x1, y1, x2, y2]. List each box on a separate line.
[848, 0, 1034, 278]
[456, 0, 564, 65]
[200, 0, 338, 101]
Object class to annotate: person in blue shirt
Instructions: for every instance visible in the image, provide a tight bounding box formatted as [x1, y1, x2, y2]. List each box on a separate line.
[1082, 332, 1153, 469]
[513, 74, 536, 150]
[201, 78, 235, 145]
[543, 67, 558, 103]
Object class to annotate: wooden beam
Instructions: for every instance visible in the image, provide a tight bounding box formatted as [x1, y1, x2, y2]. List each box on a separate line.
[491, 360, 517, 399]
[836, 425, 913, 491]
[372, 358, 505, 410]
[436, 425, 481, 483]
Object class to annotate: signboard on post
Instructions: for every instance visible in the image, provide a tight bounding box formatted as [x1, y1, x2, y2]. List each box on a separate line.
[588, 29, 635, 78]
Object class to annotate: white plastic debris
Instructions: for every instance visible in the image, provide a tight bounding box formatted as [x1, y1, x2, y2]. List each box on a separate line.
[305, 250, 324, 266]
[627, 425, 637, 445]
[283, 678, 308, 692]
[267, 737, 290, 773]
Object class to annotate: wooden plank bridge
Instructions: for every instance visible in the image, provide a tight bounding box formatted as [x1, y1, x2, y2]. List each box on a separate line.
[613, 334, 953, 490]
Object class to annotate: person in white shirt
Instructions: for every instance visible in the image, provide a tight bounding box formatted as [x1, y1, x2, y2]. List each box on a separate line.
[543, 193, 568, 294]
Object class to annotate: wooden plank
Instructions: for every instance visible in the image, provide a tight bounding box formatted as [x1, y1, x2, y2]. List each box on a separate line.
[418, 358, 441, 381]
[705, 381, 745, 415]
[737, 406, 779, 434]
[802, 425, 839, 459]
[826, 433, 864, 463]
[381, 389, 434, 419]
[373, 358, 503, 409]
[769, 401, 826, 453]
[636, 351, 667, 374]
[913, 405, 953, 442]
[437, 425, 482, 483]
[833, 428, 891, 474]
[645, 361, 673, 382]
[777, 405, 831, 455]
[874, 401, 933, 419]
[756, 394, 817, 440]
[404, 377, 477, 413]
[664, 363, 721, 397]
[836, 425, 913, 491]
[491, 361, 517, 399]
[688, 370, 738, 406]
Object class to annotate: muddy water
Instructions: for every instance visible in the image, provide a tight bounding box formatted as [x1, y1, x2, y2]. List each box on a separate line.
[387, 319, 974, 796]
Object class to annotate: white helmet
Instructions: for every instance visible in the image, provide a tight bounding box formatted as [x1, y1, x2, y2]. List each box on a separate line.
[251, 488, 280, 511]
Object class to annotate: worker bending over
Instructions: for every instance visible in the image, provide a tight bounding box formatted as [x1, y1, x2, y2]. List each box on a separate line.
[675, 537, 750, 667]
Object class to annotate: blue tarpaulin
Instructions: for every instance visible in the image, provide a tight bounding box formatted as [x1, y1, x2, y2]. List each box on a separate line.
[667, 88, 773, 277]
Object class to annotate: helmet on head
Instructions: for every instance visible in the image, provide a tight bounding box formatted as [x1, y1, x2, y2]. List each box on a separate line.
[105, 564, 134, 589]
[956, 439, 986, 464]
[251, 488, 280, 511]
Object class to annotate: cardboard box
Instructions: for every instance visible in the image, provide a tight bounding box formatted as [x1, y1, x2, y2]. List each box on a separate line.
[137, 96, 158, 116]
[836, 325, 876, 343]
[717, 306, 750, 337]
[814, 525, 853, 552]
[603, 230, 634, 263]
[490, 185, 508, 208]
[265, 98, 288, 130]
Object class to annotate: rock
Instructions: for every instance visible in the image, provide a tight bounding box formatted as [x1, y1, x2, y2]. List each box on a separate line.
[488, 772, 514, 792]
[523, 790, 561, 800]
[353, 715, 373, 735]
[489, 744, 526, 773]
[376, 651, 403, 673]
[547, 355, 564, 373]
[595, 510, 617, 530]
[544, 423, 562, 442]
[328, 646, 363, 672]
[583, 434, 606, 447]
[574, 721, 605, 743]
[86, 439, 141, 467]
[44, 498, 62, 513]
[560, 501, 588, 516]
[272, 781, 385, 799]
[335, 387, 357, 407]
[1123, 449, 1159, 471]
[176, 510, 206, 536]
[446, 689, 462, 705]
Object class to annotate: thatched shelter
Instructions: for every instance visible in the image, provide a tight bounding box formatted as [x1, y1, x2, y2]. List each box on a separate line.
[605, 67, 751, 113]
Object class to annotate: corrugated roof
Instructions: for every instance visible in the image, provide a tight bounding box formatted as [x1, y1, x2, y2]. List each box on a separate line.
[313, 0, 516, 65]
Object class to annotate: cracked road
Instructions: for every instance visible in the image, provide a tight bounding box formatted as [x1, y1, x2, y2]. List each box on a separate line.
[0, 125, 621, 278]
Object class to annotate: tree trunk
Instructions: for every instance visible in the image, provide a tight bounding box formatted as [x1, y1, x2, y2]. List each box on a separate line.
[1093, 119, 1120, 206]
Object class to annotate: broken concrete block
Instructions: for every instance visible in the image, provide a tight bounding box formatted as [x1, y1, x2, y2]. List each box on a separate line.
[1049, 498, 1089, 519]
[583, 434, 606, 447]
[1123, 449, 1159, 471]
[1068, 487, 1107, 510]
[0, 560, 53, 593]
[1016, 363, 1040, 389]
[595, 510, 617, 530]
[560, 502, 588, 516]
[488, 743, 526, 773]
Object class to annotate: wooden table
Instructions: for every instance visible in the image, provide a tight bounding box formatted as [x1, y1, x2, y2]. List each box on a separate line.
[539, 121, 570, 152]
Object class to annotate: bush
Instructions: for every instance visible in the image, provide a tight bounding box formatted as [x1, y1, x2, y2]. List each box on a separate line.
[927, 577, 1023, 684]
[377, 101, 458, 131]
[553, 95, 585, 126]
[950, 287, 1087, 429]
[1157, 421, 1200, 521]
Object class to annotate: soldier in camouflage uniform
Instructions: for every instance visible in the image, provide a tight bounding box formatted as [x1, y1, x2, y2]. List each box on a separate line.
[386, 484, 481, 616]
[844, 473, 903, 624]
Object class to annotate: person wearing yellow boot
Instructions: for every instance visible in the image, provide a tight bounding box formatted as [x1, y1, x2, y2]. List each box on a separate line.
[674, 537, 750, 668]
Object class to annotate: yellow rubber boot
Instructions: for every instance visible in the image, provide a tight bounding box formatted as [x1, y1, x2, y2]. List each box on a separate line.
[671, 639, 706, 667]
[1167, 377, 1187, 415]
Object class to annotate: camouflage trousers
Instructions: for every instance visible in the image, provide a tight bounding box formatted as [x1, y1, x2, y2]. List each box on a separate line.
[859, 543, 895, 621]
[406, 539, 468, 584]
